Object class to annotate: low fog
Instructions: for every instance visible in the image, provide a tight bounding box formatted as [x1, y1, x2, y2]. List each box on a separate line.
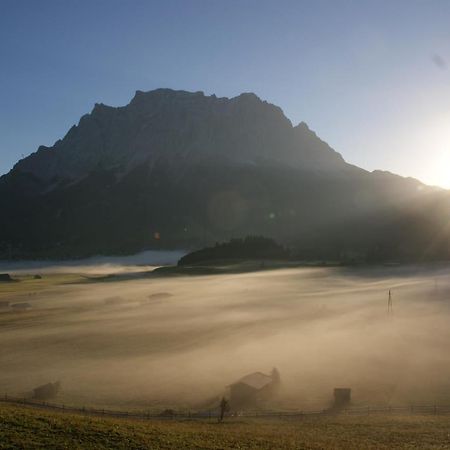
[1, 261, 450, 411]
[0, 250, 184, 275]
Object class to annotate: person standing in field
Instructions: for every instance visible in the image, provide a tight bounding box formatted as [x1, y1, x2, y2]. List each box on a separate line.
[219, 397, 229, 422]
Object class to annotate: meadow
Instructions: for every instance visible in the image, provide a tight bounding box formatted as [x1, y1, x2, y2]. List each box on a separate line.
[2, 402, 450, 449]
[1, 259, 450, 413]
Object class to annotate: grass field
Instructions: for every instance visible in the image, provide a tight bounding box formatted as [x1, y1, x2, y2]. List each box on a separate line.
[2, 403, 450, 449]
[2, 263, 450, 448]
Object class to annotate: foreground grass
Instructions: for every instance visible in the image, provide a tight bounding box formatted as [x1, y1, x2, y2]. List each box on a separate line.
[2, 404, 450, 449]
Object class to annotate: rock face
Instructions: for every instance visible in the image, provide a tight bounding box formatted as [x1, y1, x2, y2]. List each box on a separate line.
[8, 89, 347, 191]
[0, 89, 448, 260]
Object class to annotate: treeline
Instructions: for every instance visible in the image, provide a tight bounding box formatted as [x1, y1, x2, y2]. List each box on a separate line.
[178, 236, 290, 266]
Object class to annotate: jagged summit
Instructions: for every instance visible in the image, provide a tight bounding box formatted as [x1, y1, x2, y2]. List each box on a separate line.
[7, 89, 345, 192]
[0, 88, 448, 260]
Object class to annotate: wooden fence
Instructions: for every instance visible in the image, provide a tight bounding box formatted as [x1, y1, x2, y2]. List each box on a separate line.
[2, 394, 450, 420]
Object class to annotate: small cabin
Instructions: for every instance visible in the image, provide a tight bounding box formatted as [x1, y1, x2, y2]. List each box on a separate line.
[333, 388, 351, 408]
[32, 381, 61, 400]
[228, 368, 280, 409]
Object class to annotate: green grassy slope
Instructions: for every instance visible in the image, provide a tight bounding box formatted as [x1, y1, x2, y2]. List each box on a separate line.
[2, 403, 450, 449]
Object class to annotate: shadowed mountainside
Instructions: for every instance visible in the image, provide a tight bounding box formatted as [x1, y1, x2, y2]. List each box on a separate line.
[0, 89, 448, 260]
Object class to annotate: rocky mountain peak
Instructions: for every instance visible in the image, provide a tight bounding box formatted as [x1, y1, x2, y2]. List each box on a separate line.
[6, 89, 347, 191]
[0, 88, 448, 260]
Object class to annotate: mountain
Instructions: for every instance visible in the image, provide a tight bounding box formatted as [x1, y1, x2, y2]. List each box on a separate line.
[0, 88, 448, 260]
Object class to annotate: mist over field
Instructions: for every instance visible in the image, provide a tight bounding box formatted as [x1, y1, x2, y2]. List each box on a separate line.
[1, 261, 450, 411]
[0, 250, 184, 275]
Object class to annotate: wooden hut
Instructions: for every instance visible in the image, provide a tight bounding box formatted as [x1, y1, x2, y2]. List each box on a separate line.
[228, 368, 280, 409]
[32, 381, 61, 400]
[333, 388, 351, 408]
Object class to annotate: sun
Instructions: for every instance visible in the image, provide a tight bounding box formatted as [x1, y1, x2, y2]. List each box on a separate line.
[426, 150, 450, 189]
[416, 115, 450, 189]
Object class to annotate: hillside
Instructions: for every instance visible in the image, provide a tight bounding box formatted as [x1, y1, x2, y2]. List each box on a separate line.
[177, 236, 290, 266]
[0, 89, 448, 260]
[1, 403, 450, 450]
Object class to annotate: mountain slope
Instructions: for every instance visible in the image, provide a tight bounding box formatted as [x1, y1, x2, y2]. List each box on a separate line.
[0, 89, 448, 260]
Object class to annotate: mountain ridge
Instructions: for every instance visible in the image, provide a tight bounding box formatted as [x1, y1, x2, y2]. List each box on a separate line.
[0, 88, 448, 260]
[4, 89, 348, 190]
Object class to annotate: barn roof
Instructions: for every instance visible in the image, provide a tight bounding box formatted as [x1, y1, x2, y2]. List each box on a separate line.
[230, 372, 273, 390]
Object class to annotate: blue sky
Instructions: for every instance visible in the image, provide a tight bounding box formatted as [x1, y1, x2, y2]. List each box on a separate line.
[1, 0, 449, 187]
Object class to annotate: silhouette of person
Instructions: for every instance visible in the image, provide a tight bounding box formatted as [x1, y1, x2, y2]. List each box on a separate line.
[219, 397, 229, 422]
